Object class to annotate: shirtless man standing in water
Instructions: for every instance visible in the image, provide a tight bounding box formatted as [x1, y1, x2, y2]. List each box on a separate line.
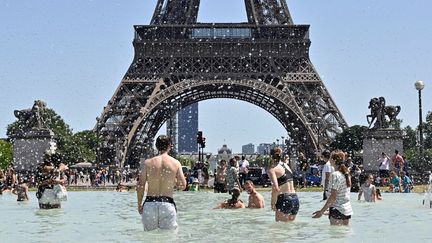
[137, 135, 186, 231]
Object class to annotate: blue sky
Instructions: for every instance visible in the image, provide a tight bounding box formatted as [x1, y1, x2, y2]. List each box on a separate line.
[1, 0, 431, 153]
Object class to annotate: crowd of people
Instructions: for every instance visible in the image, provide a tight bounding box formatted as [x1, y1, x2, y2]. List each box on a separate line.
[0, 156, 138, 208]
[136, 135, 376, 231]
[0, 134, 421, 232]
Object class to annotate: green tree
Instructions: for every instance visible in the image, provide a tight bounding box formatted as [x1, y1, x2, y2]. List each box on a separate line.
[0, 140, 13, 170]
[60, 130, 99, 165]
[176, 156, 195, 168]
[330, 125, 368, 155]
[403, 125, 417, 151]
[73, 130, 98, 162]
[7, 108, 98, 166]
[7, 108, 73, 153]
[423, 111, 432, 150]
[252, 155, 272, 168]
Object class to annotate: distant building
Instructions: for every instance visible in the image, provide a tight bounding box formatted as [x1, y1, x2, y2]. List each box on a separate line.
[217, 144, 232, 163]
[177, 103, 198, 153]
[257, 143, 273, 155]
[242, 143, 255, 154]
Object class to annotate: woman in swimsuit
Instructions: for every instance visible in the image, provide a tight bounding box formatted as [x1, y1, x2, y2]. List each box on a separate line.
[268, 147, 299, 222]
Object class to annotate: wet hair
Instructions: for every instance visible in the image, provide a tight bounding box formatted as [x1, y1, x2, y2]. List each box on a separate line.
[155, 135, 172, 151]
[270, 147, 283, 161]
[228, 188, 241, 205]
[331, 151, 351, 188]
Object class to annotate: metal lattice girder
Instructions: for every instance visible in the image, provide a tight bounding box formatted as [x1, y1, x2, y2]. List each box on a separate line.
[245, 0, 293, 25]
[151, 0, 201, 25]
[95, 1, 348, 167]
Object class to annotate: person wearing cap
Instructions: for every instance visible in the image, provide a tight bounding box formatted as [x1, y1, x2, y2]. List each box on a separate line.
[214, 187, 245, 209]
[268, 147, 299, 222]
[320, 150, 334, 200]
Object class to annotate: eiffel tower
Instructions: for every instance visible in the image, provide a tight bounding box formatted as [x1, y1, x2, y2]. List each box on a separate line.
[96, 0, 348, 167]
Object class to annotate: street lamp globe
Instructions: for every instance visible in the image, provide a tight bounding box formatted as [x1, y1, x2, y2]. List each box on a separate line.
[415, 80, 425, 91]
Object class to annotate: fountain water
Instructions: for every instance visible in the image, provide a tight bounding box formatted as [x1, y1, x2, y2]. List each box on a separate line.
[422, 171, 432, 208]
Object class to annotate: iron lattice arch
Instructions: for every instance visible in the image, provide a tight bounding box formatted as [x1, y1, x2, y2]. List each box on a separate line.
[96, 0, 347, 167]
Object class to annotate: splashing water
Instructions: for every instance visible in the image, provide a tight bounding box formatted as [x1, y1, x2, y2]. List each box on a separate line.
[423, 172, 432, 208]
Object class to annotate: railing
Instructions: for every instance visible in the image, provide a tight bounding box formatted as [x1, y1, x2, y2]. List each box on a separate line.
[191, 28, 251, 39]
[134, 24, 309, 42]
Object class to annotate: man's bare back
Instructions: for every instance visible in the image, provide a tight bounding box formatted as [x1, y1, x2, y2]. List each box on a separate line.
[141, 154, 185, 198]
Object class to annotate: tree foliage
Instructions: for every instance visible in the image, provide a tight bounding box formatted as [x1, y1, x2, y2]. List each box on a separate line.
[0, 140, 13, 170]
[176, 156, 195, 167]
[423, 111, 432, 150]
[330, 125, 368, 155]
[251, 155, 272, 168]
[403, 125, 417, 151]
[7, 108, 98, 166]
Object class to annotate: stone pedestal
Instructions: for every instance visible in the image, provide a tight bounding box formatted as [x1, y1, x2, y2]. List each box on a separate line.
[12, 129, 56, 172]
[362, 129, 403, 172]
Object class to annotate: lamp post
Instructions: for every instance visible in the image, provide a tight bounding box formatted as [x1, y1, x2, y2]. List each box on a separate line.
[415, 80, 425, 156]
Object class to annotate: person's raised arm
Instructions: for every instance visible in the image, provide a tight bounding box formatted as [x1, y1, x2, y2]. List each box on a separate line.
[137, 162, 148, 214]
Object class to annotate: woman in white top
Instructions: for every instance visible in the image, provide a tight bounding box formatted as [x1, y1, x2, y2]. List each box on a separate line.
[358, 174, 377, 202]
[378, 152, 390, 181]
[313, 151, 353, 226]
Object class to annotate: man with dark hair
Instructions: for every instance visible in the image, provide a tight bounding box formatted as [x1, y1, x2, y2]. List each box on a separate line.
[320, 150, 334, 200]
[392, 150, 404, 173]
[137, 135, 186, 231]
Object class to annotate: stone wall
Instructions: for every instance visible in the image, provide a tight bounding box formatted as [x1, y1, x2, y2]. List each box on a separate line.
[12, 129, 55, 172]
[362, 129, 403, 171]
